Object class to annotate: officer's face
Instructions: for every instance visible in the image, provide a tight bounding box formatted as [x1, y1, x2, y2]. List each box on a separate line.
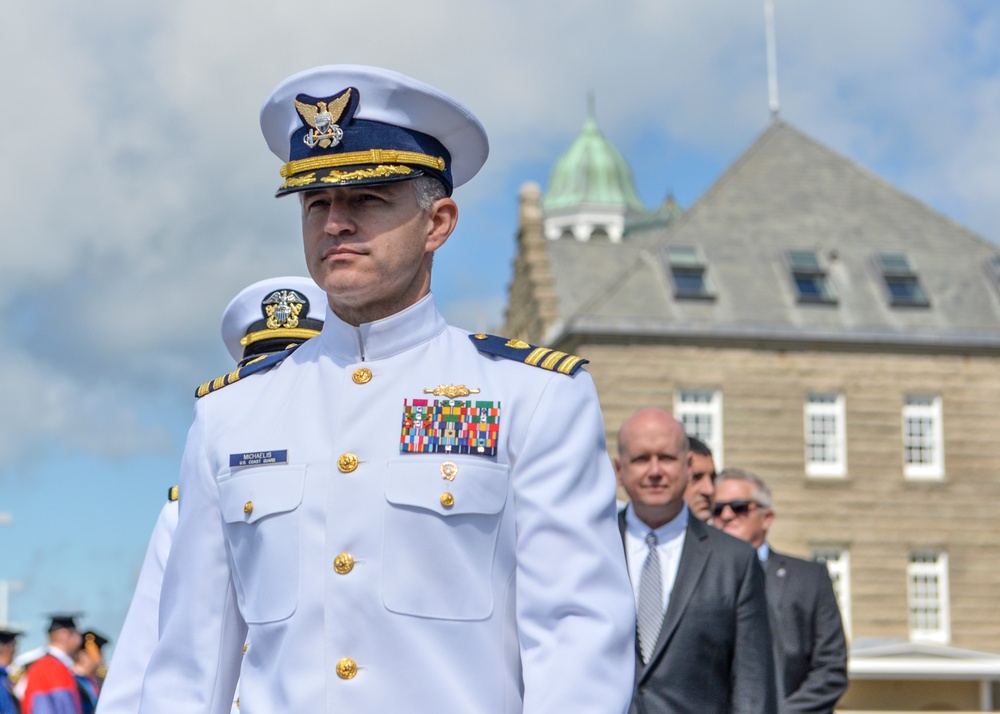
[615, 410, 691, 529]
[300, 181, 456, 325]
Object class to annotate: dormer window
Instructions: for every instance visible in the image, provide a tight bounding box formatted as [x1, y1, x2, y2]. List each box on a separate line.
[987, 255, 1000, 287]
[877, 253, 929, 307]
[786, 250, 835, 304]
[666, 246, 714, 299]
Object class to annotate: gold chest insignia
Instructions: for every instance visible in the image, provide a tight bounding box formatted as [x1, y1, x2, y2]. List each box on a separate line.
[423, 385, 482, 398]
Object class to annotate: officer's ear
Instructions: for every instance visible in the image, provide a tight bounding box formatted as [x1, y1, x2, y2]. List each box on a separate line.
[424, 197, 458, 253]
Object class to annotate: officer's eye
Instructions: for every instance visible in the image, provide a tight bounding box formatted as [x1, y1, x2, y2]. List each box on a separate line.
[303, 197, 330, 212]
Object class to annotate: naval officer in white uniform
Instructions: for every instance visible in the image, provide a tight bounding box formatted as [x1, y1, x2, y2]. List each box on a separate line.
[98, 276, 327, 714]
[138, 65, 635, 714]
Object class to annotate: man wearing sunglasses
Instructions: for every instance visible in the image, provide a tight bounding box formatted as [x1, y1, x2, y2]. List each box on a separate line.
[615, 408, 776, 713]
[714, 469, 848, 714]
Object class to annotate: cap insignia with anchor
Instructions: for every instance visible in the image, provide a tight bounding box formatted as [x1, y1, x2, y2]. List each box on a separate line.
[240, 287, 322, 349]
[220, 276, 326, 367]
[261, 65, 489, 197]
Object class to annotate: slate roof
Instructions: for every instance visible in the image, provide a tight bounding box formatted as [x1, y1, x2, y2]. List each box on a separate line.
[542, 121, 1000, 350]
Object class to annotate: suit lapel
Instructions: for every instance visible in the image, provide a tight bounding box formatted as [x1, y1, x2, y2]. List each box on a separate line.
[639, 517, 710, 681]
[766, 549, 788, 609]
[766, 548, 788, 698]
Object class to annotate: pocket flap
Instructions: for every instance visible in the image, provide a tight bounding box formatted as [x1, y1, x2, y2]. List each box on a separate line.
[219, 465, 306, 524]
[385, 459, 508, 516]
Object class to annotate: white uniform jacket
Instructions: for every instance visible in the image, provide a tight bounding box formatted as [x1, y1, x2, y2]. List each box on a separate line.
[139, 294, 635, 713]
[97, 500, 177, 714]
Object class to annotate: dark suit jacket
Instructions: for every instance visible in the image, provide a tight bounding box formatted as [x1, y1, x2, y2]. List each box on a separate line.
[765, 549, 848, 714]
[620, 510, 778, 714]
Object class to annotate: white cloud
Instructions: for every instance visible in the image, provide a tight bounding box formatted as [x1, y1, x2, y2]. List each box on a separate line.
[0, 351, 173, 468]
[2, 0, 1000, 463]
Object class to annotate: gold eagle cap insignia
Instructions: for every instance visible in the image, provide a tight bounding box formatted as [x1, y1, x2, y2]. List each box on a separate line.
[295, 88, 352, 149]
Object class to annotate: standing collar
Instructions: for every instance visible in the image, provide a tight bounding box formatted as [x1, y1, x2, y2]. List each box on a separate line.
[318, 292, 448, 362]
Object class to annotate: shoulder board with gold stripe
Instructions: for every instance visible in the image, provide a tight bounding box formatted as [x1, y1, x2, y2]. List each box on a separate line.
[167, 485, 179, 502]
[194, 345, 299, 399]
[468, 333, 588, 376]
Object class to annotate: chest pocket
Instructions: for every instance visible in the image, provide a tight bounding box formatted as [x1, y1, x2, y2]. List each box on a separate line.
[382, 458, 508, 620]
[219, 465, 305, 624]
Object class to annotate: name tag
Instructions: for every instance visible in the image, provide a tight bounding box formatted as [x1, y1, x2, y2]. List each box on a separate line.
[229, 450, 288, 468]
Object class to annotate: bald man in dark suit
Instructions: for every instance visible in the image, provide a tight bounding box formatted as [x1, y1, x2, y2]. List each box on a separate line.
[615, 409, 776, 714]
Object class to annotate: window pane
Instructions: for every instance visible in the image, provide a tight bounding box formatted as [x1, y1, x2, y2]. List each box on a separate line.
[886, 276, 927, 303]
[667, 246, 701, 267]
[878, 253, 912, 273]
[805, 394, 845, 476]
[676, 389, 722, 466]
[673, 270, 708, 295]
[907, 552, 949, 642]
[788, 250, 821, 270]
[795, 275, 828, 299]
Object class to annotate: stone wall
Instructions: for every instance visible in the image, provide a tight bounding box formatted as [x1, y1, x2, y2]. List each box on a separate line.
[578, 338, 1000, 651]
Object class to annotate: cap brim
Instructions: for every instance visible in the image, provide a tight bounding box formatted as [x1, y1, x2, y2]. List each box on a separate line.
[275, 164, 425, 198]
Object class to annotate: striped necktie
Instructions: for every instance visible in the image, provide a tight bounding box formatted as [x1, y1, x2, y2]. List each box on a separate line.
[637, 531, 663, 664]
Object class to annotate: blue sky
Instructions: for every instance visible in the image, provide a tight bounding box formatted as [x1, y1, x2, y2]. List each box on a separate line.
[2, 0, 1000, 655]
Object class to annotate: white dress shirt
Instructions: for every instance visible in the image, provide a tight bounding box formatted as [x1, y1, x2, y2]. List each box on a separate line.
[623, 504, 689, 614]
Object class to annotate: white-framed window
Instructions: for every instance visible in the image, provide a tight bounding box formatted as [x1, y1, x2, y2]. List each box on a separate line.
[907, 551, 950, 644]
[804, 393, 846, 477]
[902, 395, 944, 479]
[675, 388, 723, 467]
[812, 547, 851, 639]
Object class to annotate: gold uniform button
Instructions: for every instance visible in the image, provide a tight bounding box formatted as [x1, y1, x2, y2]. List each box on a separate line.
[334, 553, 355, 574]
[352, 367, 373, 384]
[242, 643, 250, 655]
[337, 453, 359, 473]
[336, 658, 358, 679]
[440, 492, 455, 508]
[243, 501, 253, 515]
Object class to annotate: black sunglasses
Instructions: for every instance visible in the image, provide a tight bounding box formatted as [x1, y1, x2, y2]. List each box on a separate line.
[711, 500, 761, 518]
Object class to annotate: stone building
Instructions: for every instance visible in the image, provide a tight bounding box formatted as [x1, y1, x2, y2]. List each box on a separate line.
[505, 115, 1000, 711]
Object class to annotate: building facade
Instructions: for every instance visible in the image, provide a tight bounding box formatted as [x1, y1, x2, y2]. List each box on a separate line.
[505, 117, 1000, 710]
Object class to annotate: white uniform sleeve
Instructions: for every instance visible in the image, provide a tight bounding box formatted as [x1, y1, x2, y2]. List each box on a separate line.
[96, 501, 177, 714]
[514, 371, 636, 713]
[138, 405, 246, 714]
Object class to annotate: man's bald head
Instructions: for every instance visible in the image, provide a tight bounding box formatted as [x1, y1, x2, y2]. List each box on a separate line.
[617, 408, 689, 458]
[615, 408, 692, 529]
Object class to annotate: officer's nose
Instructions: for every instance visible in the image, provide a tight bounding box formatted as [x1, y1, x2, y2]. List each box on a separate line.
[324, 203, 357, 236]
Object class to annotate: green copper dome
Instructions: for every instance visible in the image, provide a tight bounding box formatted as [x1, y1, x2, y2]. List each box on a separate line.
[543, 114, 646, 213]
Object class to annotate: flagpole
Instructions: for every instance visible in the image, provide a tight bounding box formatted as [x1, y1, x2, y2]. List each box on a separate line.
[764, 0, 780, 119]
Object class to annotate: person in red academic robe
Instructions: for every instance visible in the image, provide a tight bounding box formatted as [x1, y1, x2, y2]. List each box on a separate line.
[22, 615, 83, 714]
